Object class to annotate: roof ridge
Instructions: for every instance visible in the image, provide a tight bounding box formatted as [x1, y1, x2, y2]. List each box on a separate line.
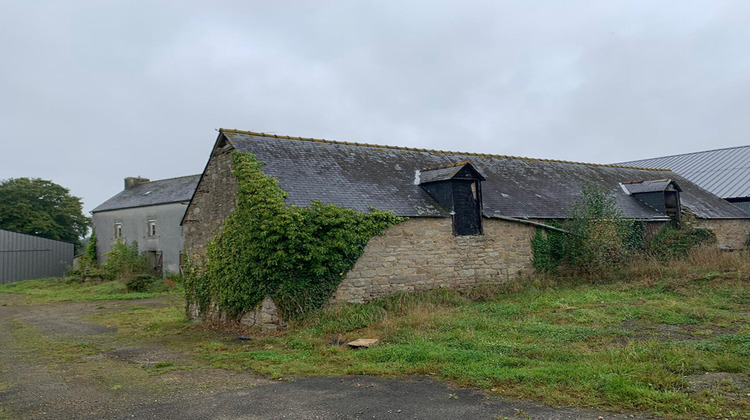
[620, 144, 750, 164]
[421, 161, 471, 172]
[141, 174, 202, 184]
[219, 128, 671, 171]
[621, 178, 671, 185]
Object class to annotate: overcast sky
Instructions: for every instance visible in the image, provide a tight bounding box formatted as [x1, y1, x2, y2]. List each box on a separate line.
[2, 1, 750, 213]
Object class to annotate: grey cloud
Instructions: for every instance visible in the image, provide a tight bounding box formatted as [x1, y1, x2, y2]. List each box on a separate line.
[1, 1, 749, 212]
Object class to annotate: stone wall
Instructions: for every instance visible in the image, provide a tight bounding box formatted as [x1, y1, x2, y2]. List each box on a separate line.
[695, 219, 750, 250]
[187, 296, 283, 332]
[183, 145, 238, 258]
[334, 217, 536, 303]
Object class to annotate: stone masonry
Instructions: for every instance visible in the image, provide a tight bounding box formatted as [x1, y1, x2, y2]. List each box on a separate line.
[181, 143, 750, 326]
[695, 219, 750, 250]
[334, 217, 535, 303]
[183, 144, 238, 259]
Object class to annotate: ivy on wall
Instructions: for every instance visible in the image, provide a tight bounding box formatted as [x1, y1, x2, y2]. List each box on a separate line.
[185, 152, 405, 321]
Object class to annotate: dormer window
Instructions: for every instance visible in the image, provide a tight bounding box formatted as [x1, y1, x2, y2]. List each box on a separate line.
[419, 161, 486, 235]
[621, 179, 682, 222]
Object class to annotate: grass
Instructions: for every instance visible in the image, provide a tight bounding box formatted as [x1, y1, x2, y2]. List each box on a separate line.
[0, 277, 182, 303]
[5, 319, 107, 362]
[1, 247, 749, 419]
[188, 284, 747, 418]
[186, 248, 750, 418]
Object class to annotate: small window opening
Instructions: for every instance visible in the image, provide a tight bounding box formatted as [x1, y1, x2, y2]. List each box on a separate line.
[114, 222, 122, 238]
[148, 220, 157, 237]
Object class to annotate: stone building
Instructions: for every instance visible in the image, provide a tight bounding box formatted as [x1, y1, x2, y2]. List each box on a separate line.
[182, 129, 750, 324]
[92, 175, 200, 275]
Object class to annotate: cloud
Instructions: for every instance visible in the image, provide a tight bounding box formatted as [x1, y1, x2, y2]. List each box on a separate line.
[1, 1, 749, 212]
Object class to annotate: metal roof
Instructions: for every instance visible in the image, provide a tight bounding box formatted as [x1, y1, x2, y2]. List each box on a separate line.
[92, 175, 201, 212]
[617, 145, 750, 199]
[220, 130, 748, 220]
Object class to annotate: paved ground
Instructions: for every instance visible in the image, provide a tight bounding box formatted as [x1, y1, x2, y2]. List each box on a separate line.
[0, 295, 658, 420]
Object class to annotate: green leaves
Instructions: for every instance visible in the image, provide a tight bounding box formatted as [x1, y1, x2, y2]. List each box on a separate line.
[531, 185, 643, 277]
[188, 152, 405, 321]
[0, 177, 90, 248]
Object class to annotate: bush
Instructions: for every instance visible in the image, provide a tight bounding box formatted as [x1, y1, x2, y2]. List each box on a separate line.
[68, 229, 103, 282]
[101, 240, 152, 283]
[530, 223, 566, 274]
[531, 185, 643, 277]
[647, 225, 716, 260]
[85, 229, 98, 263]
[125, 274, 156, 292]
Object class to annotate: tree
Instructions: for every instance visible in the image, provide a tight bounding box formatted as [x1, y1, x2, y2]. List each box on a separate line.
[530, 185, 643, 277]
[0, 177, 90, 248]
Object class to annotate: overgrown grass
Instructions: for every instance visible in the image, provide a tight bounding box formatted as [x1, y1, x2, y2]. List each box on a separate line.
[0, 277, 182, 303]
[187, 248, 750, 418]
[2, 248, 749, 418]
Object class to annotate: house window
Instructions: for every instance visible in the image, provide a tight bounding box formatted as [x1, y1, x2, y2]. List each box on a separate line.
[148, 220, 157, 237]
[114, 222, 123, 238]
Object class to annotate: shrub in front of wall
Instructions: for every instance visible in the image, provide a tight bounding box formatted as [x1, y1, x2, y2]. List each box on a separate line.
[125, 274, 156, 292]
[186, 152, 406, 322]
[648, 225, 716, 260]
[85, 229, 98, 263]
[530, 223, 567, 274]
[530, 185, 645, 277]
[102, 240, 152, 282]
[68, 229, 103, 283]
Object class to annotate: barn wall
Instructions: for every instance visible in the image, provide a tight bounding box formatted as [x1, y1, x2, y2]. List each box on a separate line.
[335, 217, 535, 303]
[182, 147, 238, 260]
[695, 219, 750, 250]
[0, 229, 74, 283]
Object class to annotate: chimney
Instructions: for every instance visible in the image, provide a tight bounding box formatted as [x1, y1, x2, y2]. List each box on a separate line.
[124, 177, 150, 190]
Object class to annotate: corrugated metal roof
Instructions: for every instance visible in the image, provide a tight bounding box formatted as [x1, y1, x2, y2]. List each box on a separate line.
[92, 175, 201, 212]
[617, 145, 750, 199]
[221, 129, 748, 220]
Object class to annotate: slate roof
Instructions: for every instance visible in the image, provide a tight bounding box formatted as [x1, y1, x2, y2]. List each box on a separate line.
[617, 145, 750, 200]
[92, 175, 201, 212]
[419, 162, 486, 184]
[621, 179, 680, 195]
[219, 129, 749, 220]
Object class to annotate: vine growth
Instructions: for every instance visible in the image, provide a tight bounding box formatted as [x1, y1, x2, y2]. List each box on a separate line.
[185, 152, 405, 321]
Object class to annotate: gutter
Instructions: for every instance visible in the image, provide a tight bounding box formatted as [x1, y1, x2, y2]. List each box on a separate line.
[487, 215, 569, 233]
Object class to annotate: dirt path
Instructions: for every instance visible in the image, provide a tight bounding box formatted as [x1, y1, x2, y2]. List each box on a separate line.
[0, 295, 659, 419]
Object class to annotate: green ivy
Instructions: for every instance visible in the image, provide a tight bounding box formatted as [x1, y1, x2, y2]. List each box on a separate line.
[186, 152, 405, 321]
[648, 224, 716, 260]
[530, 221, 566, 274]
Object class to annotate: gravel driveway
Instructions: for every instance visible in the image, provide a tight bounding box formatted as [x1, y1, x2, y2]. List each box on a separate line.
[0, 295, 657, 420]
